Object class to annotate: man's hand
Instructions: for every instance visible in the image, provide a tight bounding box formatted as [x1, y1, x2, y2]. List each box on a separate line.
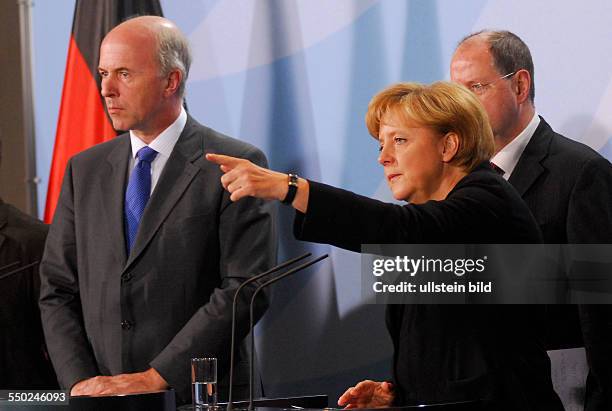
[70, 368, 168, 396]
[337, 380, 395, 409]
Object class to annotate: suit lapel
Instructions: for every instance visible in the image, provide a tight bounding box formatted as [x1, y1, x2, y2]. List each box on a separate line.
[508, 117, 553, 196]
[124, 117, 203, 271]
[100, 137, 131, 267]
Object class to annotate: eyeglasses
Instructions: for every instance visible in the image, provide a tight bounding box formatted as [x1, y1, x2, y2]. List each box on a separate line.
[468, 71, 516, 94]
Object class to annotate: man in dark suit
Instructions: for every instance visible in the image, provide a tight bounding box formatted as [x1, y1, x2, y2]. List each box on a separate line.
[451, 30, 612, 410]
[39, 16, 275, 403]
[0, 192, 57, 388]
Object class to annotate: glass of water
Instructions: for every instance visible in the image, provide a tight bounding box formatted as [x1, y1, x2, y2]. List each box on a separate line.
[191, 357, 218, 410]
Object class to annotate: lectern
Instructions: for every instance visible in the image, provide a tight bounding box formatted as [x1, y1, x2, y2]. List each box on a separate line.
[28, 393, 479, 411]
[67, 390, 175, 411]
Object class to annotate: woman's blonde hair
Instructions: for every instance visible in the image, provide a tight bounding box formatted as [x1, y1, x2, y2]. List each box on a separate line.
[365, 81, 495, 171]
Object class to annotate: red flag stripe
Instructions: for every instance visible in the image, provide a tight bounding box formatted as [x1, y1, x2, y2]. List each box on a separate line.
[44, 36, 116, 223]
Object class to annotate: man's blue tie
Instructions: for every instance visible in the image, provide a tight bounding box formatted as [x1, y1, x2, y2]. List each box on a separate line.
[125, 146, 158, 253]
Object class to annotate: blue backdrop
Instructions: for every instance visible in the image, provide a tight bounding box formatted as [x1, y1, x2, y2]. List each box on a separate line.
[32, 0, 612, 402]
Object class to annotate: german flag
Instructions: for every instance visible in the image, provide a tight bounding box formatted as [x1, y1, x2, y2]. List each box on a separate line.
[44, 0, 163, 223]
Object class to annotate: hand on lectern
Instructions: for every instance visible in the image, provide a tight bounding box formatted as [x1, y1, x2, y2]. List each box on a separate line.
[70, 368, 168, 396]
[337, 380, 395, 409]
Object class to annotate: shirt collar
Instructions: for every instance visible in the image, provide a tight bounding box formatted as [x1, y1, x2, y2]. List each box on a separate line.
[129, 106, 187, 159]
[491, 112, 540, 179]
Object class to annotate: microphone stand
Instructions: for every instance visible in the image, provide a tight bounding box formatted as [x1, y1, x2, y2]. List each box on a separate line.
[0, 260, 40, 281]
[0, 260, 21, 273]
[248, 254, 329, 411]
[226, 253, 312, 411]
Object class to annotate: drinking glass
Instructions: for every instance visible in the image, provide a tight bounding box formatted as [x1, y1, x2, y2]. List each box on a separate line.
[191, 357, 217, 410]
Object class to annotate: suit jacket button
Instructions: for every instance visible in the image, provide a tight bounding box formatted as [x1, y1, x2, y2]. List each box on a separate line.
[121, 272, 133, 283]
[121, 320, 133, 330]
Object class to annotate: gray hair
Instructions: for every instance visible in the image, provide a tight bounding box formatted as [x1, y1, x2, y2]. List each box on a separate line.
[156, 24, 192, 98]
[459, 30, 535, 102]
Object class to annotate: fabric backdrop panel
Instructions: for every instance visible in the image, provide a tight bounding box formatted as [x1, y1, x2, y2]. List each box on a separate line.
[32, 0, 612, 402]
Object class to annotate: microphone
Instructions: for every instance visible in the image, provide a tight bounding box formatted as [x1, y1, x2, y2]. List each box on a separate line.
[226, 253, 313, 410]
[247, 254, 329, 411]
[0, 260, 21, 273]
[0, 260, 40, 281]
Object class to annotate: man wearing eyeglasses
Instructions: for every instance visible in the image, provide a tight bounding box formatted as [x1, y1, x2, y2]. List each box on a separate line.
[451, 30, 612, 411]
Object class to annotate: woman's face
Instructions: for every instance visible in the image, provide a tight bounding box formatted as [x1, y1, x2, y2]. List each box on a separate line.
[377, 115, 447, 204]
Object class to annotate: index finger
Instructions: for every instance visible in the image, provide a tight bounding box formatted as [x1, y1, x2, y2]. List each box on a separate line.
[338, 387, 355, 405]
[205, 153, 243, 167]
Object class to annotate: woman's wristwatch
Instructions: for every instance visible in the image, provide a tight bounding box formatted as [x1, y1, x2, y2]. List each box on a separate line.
[281, 173, 299, 205]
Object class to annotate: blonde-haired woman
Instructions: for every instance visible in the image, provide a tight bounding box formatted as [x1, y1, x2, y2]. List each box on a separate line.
[207, 82, 563, 411]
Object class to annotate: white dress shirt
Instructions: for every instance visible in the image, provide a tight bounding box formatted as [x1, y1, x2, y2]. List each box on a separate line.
[128, 107, 187, 194]
[491, 113, 540, 180]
